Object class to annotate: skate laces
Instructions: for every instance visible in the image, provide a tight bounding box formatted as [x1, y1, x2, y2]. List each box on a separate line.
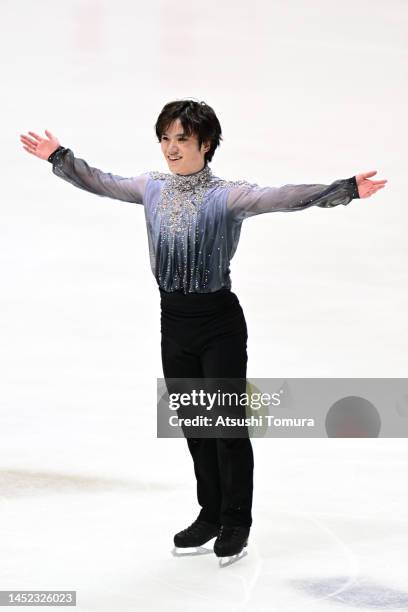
[218, 525, 242, 540]
[218, 525, 245, 541]
[183, 519, 208, 536]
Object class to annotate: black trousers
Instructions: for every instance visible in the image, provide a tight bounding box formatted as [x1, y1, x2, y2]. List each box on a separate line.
[160, 287, 254, 529]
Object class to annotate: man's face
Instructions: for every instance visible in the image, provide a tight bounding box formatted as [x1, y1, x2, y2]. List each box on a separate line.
[160, 118, 210, 175]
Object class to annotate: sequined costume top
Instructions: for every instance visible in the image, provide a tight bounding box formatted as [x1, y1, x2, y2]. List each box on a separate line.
[48, 146, 359, 294]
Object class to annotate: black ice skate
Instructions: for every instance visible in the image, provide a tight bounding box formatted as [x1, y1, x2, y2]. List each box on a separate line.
[172, 519, 219, 557]
[213, 525, 249, 567]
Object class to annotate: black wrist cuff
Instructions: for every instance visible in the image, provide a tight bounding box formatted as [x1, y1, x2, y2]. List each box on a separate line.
[348, 175, 360, 199]
[48, 146, 66, 163]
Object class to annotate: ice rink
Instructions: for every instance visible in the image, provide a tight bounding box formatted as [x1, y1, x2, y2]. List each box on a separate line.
[1, 0, 407, 610]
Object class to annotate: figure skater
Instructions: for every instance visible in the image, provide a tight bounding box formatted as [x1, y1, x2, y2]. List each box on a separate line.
[19, 99, 387, 565]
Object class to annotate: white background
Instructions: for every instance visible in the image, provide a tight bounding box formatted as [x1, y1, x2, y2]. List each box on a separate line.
[1, 0, 407, 610]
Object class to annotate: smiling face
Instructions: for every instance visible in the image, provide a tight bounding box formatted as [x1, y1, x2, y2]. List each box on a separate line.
[160, 118, 211, 176]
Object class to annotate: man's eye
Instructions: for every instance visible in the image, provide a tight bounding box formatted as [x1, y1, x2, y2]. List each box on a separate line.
[161, 136, 186, 141]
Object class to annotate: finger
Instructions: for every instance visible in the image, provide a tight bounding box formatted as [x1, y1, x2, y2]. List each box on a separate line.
[371, 180, 387, 185]
[28, 131, 42, 142]
[20, 135, 37, 147]
[369, 187, 384, 196]
[362, 170, 377, 178]
[23, 145, 34, 155]
[45, 129, 54, 139]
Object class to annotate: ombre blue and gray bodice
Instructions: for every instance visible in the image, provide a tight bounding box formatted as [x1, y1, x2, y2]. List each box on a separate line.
[48, 147, 359, 294]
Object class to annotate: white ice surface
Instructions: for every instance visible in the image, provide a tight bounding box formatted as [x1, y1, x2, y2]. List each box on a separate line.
[1, 0, 407, 610]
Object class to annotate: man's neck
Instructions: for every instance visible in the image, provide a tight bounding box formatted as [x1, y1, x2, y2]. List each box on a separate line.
[175, 163, 207, 177]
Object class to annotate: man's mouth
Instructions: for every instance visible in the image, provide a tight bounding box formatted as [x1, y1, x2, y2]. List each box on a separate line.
[168, 156, 182, 161]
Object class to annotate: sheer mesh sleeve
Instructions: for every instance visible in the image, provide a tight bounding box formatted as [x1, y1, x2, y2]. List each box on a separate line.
[48, 147, 148, 204]
[227, 176, 359, 220]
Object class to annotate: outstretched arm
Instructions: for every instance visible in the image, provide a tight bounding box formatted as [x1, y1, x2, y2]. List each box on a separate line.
[48, 146, 148, 204]
[20, 130, 148, 204]
[227, 171, 387, 220]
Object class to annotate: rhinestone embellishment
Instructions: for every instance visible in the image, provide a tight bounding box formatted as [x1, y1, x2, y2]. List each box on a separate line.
[149, 164, 215, 235]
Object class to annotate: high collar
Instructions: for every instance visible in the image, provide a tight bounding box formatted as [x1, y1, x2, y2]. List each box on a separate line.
[168, 163, 213, 191]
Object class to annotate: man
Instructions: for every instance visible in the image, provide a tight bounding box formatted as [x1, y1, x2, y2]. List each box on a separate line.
[19, 99, 387, 564]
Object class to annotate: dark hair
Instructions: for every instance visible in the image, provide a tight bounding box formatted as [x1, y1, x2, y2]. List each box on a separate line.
[154, 99, 223, 163]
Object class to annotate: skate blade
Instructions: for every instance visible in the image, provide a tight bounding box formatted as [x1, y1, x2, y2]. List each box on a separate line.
[218, 549, 248, 568]
[171, 546, 213, 557]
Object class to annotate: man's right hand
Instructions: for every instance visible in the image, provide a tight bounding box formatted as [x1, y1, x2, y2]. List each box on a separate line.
[20, 130, 61, 161]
